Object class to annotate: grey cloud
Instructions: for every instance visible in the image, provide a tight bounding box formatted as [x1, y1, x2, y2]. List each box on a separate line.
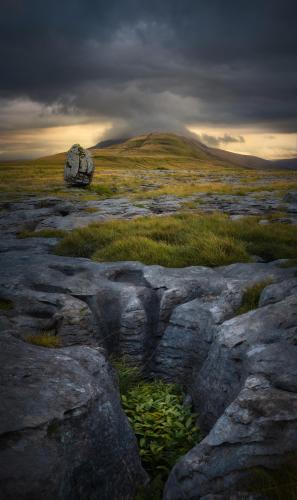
[196, 133, 245, 148]
[0, 0, 297, 142]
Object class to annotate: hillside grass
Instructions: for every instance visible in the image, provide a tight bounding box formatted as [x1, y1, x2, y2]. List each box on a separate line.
[55, 213, 297, 267]
[134, 179, 297, 199]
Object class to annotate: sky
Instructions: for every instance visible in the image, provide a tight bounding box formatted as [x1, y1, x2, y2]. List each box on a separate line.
[1, 0, 297, 160]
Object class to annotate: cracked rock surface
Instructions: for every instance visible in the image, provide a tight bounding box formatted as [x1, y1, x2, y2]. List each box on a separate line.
[0, 188, 296, 236]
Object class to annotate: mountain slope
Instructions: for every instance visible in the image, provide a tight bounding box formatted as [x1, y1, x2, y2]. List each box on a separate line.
[91, 132, 297, 170]
[93, 133, 211, 159]
[34, 132, 297, 170]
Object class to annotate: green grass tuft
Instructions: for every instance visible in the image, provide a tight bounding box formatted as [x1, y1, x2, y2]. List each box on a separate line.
[84, 207, 100, 214]
[236, 280, 273, 315]
[26, 330, 60, 348]
[55, 213, 297, 267]
[87, 184, 117, 197]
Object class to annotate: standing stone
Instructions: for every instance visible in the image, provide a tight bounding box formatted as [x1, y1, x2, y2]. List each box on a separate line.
[64, 144, 94, 186]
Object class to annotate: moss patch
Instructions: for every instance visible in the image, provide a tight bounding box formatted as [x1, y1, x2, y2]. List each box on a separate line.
[87, 184, 117, 197]
[18, 229, 66, 239]
[26, 330, 60, 348]
[84, 207, 100, 214]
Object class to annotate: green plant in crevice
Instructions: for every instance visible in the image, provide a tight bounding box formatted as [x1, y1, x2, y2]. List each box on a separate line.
[122, 381, 200, 478]
[26, 329, 60, 348]
[236, 280, 273, 315]
[112, 359, 201, 499]
[111, 358, 142, 394]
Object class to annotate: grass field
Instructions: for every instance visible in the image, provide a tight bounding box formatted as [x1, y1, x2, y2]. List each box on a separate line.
[54, 213, 297, 267]
[1, 133, 297, 201]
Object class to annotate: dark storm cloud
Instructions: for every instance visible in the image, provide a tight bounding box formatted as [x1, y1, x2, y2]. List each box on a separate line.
[1, 0, 297, 135]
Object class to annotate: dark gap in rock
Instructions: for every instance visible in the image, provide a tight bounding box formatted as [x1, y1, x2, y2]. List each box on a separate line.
[24, 309, 54, 319]
[83, 291, 122, 355]
[49, 264, 86, 276]
[106, 269, 148, 287]
[33, 283, 68, 294]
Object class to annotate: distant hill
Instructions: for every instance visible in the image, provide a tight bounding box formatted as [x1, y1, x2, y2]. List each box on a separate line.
[206, 145, 297, 170]
[34, 132, 297, 170]
[271, 157, 297, 170]
[91, 132, 297, 170]
[92, 132, 213, 159]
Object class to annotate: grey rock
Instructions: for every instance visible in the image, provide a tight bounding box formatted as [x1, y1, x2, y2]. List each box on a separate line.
[151, 279, 243, 383]
[216, 261, 293, 284]
[0, 288, 98, 347]
[192, 294, 297, 430]
[152, 299, 215, 383]
[0, 333, 147, 500]
[64, 144, 94, 186]
[164, 291, 297, 499]
[259, 277, 297, 306]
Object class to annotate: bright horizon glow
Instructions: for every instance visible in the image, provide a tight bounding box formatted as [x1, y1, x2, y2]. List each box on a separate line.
[0, 121, 296, 161]
[188, 126, 297, 160]
[0, 122, 112, 160]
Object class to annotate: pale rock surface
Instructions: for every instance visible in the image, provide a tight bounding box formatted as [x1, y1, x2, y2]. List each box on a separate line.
[64, 144, 94, 186]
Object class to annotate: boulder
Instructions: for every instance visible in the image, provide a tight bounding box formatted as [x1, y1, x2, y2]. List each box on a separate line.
[0, 333, 147, 500]
[64, 144, 94, 186]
